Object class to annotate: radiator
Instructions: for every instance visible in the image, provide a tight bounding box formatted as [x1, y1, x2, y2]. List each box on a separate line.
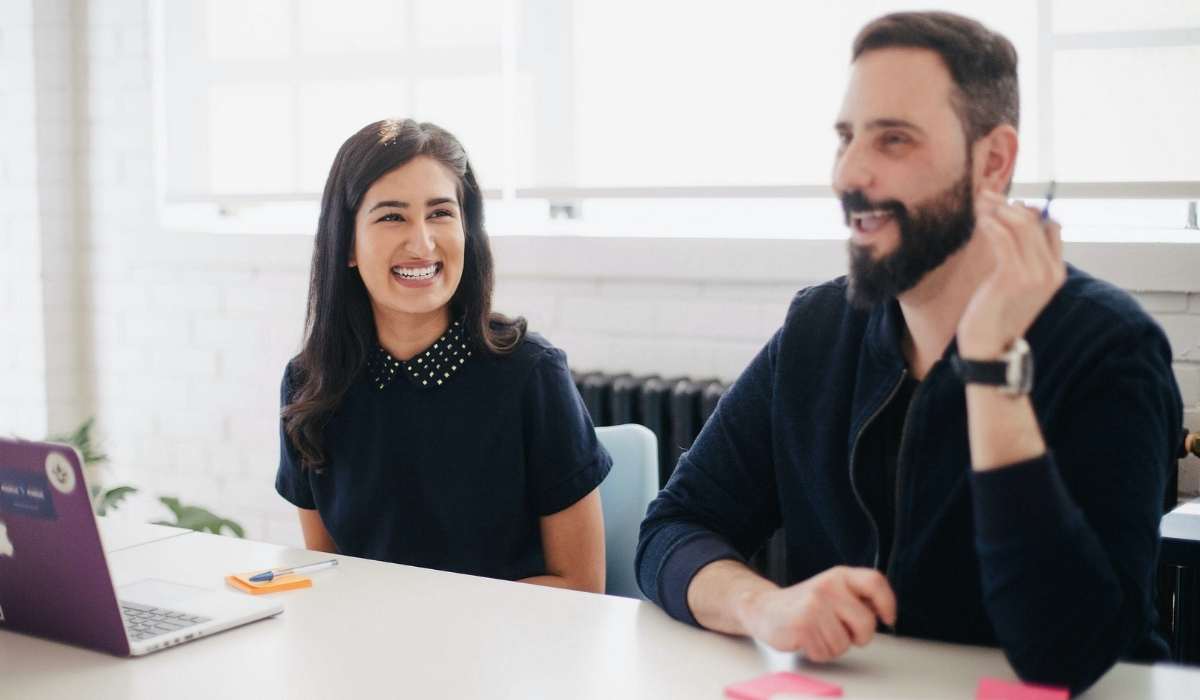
[572, 371, 789, 585]
[572, 371, 726, 487]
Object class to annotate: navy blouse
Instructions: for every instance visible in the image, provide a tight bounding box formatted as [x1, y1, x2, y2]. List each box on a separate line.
[276, 325, 611, 581]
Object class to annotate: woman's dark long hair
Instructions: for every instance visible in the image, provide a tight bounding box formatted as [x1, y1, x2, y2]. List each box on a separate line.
[283, 119, 526, 471]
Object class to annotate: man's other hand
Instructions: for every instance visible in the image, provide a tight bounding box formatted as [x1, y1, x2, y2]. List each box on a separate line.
[734, 566, 897, 662]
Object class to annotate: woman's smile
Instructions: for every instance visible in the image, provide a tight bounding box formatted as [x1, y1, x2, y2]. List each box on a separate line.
[390, 260, 443, 288]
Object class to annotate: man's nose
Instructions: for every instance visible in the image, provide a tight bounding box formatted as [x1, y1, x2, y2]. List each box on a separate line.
[832, 139, 874, 196]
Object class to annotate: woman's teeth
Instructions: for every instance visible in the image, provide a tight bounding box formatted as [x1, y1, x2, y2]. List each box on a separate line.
[392, 263, 440, 279]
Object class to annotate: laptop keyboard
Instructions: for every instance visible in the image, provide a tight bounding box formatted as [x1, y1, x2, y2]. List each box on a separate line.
[120, 601, 211, 642]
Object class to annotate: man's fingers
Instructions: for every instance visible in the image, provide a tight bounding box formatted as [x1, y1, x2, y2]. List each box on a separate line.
[799, 624, 832, 662]
[1045, 219, 1064, 268]
[767, 568, 895, 663]
[815, 607, 852, 660]
[992, 198, 1039, 228]
[991, 201, 1041, 266]
[975, 188, 1004, 220]
[842, 568, 897, 626]
[836, 597, 878, 647]
[978, 216, 1018, 273]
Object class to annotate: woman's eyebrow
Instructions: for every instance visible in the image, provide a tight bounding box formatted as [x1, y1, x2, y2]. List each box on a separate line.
[367, 200, 408, 213]
[367, 197, 457, 213]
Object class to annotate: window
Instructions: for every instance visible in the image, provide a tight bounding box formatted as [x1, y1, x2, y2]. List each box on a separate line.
[159, 0, 504, 199]
[155, 0, 1200, 239]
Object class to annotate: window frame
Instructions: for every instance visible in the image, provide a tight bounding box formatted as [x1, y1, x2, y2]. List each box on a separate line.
[150, 0, 1200, 240]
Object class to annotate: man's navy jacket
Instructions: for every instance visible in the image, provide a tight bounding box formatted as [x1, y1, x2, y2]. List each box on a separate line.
[636, 266, 1181, 694]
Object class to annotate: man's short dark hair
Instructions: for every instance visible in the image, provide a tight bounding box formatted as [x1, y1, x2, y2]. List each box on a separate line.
[852, 11, 1019, 145]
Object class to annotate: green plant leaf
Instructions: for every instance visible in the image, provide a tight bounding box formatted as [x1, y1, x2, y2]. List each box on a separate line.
[47, 417, 108, 467]
[96, 485, 138, 516]
[34, 421, 246, 538]
[156, 496, 245, 538]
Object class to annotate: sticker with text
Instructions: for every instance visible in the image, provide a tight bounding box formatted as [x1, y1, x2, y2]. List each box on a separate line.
[0, 469, 59, 520]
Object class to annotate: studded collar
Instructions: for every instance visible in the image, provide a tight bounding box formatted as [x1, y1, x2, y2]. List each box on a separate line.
[369, 319, 473, 390]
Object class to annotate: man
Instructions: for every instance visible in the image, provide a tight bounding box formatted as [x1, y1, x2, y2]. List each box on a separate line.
[636, 11, 1181, 694]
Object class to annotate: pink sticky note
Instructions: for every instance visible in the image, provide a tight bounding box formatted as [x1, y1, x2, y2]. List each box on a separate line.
[976, 677, 1069, 700]
[725, 671, 843, 699]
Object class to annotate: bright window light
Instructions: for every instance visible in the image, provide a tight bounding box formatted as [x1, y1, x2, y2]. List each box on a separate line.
[154, 0, 1200, 240]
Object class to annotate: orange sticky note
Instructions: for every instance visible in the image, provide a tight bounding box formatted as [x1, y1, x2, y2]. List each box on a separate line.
[725, 671, 843, 699]
[225, 572, 312, 595]
[977, 677, 1068, 700]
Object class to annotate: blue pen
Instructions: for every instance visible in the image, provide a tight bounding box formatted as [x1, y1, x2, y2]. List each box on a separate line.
[249, 558, 338, 583]
[1040, 179, 1056, 221]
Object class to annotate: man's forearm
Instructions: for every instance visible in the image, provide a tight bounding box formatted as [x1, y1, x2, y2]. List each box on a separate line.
[686, 558, 779, 634]
[969, 453, 1128, 692]
[965, 386, 1046, 470]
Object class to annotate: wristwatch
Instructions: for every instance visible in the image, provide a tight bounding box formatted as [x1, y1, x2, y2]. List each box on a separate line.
[951, 337, 1034, 396]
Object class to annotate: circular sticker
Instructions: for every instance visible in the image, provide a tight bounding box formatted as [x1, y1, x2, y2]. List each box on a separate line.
[45, 452, 77, 495]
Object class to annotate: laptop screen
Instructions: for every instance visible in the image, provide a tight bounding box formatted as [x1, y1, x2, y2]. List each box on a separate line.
[0, 439, 130, 655]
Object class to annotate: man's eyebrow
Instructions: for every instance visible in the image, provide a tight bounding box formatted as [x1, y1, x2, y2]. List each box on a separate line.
[833, 118, 926, 135]
[866, 118, 925, 134]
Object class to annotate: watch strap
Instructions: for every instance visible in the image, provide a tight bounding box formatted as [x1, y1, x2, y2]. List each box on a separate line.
[950, 354, 1009, 386]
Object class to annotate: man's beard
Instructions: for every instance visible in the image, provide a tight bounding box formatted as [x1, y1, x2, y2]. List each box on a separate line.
[843, 171, 976, 309]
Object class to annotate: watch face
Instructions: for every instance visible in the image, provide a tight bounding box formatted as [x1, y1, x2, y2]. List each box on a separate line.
[1004, 338, 1034, 395]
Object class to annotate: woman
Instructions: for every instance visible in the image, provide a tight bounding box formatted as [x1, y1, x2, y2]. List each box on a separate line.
[276, 119, 609, 593]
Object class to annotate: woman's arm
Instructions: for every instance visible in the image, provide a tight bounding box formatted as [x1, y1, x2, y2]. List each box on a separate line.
[296, 508, 338, 553]
[521, 488, 605, 594]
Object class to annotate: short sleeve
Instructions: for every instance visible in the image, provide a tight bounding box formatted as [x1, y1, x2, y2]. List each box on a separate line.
[521, 348, 612, 516]
[275, 365, 317, 510]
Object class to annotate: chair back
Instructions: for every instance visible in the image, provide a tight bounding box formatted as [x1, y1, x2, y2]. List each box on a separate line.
[595, 424, 659, 598]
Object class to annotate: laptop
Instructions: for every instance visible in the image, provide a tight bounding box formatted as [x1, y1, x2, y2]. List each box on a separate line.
[0, 438, 282, 655]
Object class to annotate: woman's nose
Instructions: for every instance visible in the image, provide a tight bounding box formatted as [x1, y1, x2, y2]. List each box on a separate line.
[405, 220, 436, 256]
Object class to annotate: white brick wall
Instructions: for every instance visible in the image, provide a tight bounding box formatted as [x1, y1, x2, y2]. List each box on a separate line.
[0, 0, 49, 439]
[3, 1, 1198, 549]
[34, 0, 90, 434]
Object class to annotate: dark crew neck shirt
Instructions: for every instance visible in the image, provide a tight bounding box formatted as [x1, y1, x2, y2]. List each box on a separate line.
[275, 331, 611, 582]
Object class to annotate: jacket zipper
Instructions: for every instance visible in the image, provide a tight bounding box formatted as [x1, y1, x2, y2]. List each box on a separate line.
[884, 377, 926, 584]
[847, 368, 908, 571]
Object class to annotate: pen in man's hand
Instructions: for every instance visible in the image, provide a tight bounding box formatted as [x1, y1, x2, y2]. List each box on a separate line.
[1040, 179, 1056, 221]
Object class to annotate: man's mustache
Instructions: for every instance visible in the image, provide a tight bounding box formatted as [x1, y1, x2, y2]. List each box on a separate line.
[841, 190, 907, 226]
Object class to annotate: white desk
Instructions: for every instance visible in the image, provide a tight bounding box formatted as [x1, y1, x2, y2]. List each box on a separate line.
[1, 525, 1197, 699]
[97, 518, 193, 553]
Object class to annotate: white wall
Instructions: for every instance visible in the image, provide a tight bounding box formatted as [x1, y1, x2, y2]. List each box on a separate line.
[2, 0, 1198, 548]
[0, 0, 48, 439]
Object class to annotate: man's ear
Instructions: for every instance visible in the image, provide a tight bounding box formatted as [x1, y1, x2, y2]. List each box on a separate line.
[973, 124, 1019, 195]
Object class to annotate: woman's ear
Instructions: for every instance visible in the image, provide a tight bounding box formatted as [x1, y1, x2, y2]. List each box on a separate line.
[973, 123, 1018, 195]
